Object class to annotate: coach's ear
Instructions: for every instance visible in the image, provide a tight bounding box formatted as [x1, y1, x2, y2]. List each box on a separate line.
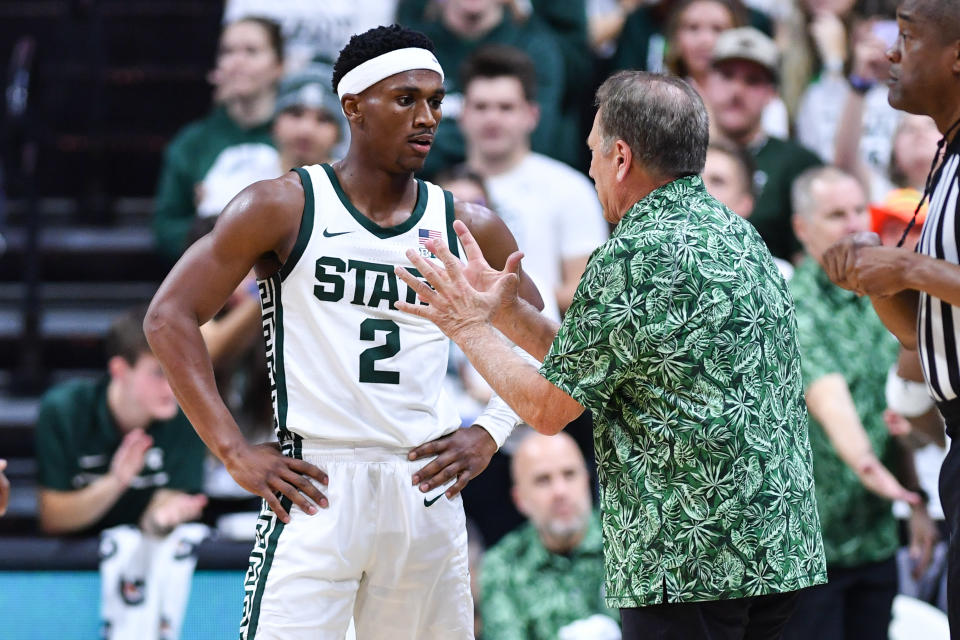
[341, 94, 363, 124]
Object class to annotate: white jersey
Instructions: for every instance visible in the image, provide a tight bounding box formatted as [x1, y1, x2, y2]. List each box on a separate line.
[258, 164, 462, 448]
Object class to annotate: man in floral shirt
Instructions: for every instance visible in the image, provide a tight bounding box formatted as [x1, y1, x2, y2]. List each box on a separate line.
[396, 71, 826, 637]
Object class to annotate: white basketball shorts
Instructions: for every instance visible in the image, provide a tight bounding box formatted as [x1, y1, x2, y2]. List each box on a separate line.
[238, 441, 474, 640]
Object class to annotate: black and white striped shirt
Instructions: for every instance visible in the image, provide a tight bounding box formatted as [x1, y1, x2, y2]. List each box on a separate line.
[916, 137, 960, 402]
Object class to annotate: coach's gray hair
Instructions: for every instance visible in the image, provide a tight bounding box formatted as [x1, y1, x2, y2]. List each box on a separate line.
[594, 71, 708, 178]
[790, 166, 858, 219]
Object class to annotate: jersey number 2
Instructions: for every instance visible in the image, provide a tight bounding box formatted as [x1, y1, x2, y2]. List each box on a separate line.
[359, 319, 400, 384]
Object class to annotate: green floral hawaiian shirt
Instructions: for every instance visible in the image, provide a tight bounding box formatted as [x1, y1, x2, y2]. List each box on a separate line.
[480, 512, 616, 640]
[790, 258, 900, 568]
[540, 176, 827, 608]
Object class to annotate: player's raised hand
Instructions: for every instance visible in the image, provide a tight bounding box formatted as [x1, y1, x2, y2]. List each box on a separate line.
[223, 442, 328, 523]
[109, 429, 154, 487]
[395, 232, 520, 342]
[409, 425, 497, 498]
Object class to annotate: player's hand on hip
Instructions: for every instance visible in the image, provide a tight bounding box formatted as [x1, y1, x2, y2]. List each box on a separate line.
[109, 429, 154, 487]
[224, 442, 328, 523]
[409, 425, 497, 498]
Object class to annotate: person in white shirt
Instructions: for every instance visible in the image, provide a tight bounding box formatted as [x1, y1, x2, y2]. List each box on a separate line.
[458, 45, 609, 315]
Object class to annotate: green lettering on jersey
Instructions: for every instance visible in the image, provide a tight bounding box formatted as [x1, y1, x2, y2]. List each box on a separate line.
[313, 257, 346, 302]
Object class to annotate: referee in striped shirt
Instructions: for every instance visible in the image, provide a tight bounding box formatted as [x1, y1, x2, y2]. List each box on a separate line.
[823, 0, 960, 633]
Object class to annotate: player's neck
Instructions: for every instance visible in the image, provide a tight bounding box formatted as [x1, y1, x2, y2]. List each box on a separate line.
[331, 157, 419, 224]
[106, 380, 150, 434]
[468, 144, 529, 178]
[225, 91, 276, 129]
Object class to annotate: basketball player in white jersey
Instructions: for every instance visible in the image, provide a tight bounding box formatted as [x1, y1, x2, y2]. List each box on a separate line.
[145, 25, 543, 640]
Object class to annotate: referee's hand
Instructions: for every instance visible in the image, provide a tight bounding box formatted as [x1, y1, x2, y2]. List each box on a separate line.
[224, 442, 328, 523]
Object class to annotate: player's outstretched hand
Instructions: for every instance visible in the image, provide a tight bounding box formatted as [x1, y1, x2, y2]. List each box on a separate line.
[0, 458, 10, 517]
[224, 442, 328, 523]
[409, 425, 497, 499]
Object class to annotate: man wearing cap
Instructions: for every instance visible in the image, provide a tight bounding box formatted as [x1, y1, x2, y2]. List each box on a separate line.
[704, 26, 822, 261]
[145, 24, 544, 639]
[784, 166, 937, 640]
[272, 64, 348, 170]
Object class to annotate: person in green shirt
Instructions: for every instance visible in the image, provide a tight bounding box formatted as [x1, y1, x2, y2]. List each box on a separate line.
[152, 17, 284, 263]
[480, 431, 618, 640]
[703, 26, 822, 261]
[35, 306, 208, 538]
[396, 70, 826, 638]
[782, 166, 937, 640]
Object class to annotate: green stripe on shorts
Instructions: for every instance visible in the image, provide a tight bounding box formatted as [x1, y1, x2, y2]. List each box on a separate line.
[239, 496, 291, 639]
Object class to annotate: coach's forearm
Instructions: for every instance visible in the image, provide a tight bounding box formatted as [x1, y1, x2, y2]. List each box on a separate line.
[144, 301, 247, 463]
[453, 323, 583, 435]
[492, 298, 561, 362]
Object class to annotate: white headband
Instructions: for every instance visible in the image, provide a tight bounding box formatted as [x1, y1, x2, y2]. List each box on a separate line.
[336, 47, 444, 101]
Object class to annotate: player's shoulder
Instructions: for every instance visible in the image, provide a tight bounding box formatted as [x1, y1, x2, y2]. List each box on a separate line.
[218, 171, 305, 226]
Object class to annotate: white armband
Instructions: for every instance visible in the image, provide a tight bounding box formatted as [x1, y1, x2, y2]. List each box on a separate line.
[885, 365, 935, 418]
[471, 344, 542, 449]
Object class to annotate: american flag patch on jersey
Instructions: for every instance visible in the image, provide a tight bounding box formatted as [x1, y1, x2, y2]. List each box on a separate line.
[418, 228, 442, 248]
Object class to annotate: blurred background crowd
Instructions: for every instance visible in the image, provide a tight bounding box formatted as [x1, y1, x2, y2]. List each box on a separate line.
[0, 0, 952, 638]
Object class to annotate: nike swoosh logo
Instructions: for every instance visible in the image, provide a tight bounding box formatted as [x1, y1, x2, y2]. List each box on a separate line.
[423, 494, 443, 507]
[323, 228, 353, 238]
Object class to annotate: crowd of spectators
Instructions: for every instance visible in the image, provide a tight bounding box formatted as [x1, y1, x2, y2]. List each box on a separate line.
[13, 0, 953, 638]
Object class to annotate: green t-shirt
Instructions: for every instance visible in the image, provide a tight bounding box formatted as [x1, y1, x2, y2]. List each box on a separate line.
[153, 106, 276, 262]
[35, 376, 207, 536]
[480, 512, 616, 640]
[748, 137, 822, 260]
[790, 258, 900, 568]
[540, 176, 827, 608]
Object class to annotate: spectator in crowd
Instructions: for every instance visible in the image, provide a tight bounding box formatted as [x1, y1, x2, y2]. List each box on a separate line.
[610, 0, 773, 76]
[830, 20, 940, 201]
[663, 0, 789, 138]
[0, 458, 8, 517]
[223, 0, 399, 70]
[587, 0, 646, 56]
[153, 17, 284, 263]
[783, 166, 936, 640]
[459, 45, 607, 315]
[34, 306, 208, 537]
[796, 12, 900, 179]
[704, 26, 822, 260]
[396, 71, 827, 638]
[702, 139, 794, 279]
[405, 0, 567, 176]
[480, 431, 617, 640]
[272, 65, 348, 170]
[779, 0, 861, 119]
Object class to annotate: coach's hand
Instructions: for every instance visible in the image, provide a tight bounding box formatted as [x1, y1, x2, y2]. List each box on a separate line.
[409, 425, 497, 499]
[224, 442, 328, 523]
